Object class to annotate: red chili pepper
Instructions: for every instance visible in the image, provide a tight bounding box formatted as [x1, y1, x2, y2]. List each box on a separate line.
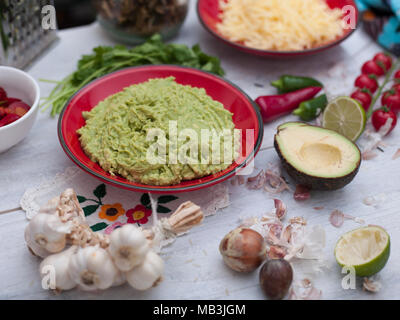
[255, 87, 322, 123]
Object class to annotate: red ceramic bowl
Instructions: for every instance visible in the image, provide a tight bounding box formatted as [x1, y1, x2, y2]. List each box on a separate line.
[197, 0, 359, 57]
[58, 65, 263, 193]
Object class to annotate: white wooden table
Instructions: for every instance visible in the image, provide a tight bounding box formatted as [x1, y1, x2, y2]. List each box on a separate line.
[1, 4, 399, 300]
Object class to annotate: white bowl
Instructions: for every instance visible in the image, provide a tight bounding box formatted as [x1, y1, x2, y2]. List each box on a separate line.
[0, 66, 40, 153]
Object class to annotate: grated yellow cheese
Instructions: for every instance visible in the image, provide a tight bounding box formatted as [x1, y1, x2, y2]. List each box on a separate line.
[216, 0, 344, 51]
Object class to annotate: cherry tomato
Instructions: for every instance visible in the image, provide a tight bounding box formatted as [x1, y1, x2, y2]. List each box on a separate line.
[0, 87, 7, 101]
[354, 74, 378, 93]
[391, 83, 400, 95]
[351, 89, 372, 111]
[381, 90, 400, 113]
[372, 107, 397, 135]
[361, 60, 385, 76]
[394, 70, 400, 79]
[373, 53, 392, 72]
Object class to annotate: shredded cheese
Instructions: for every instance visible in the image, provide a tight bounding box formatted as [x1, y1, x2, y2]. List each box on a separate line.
[216, 0, 344, 51]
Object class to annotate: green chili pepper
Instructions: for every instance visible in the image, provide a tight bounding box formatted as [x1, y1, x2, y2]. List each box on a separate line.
[293, 94, 328, 121]
[271, 75, 323, 93]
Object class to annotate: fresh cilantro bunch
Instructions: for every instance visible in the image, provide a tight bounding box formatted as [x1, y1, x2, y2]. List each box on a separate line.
[42, 34, 225, 116]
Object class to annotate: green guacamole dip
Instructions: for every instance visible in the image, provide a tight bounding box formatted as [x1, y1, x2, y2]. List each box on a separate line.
[77, 77, 238, 186]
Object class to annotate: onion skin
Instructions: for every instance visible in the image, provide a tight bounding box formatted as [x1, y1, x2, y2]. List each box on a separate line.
[219, 228, 267, 272]
[259, 259, 293, 300]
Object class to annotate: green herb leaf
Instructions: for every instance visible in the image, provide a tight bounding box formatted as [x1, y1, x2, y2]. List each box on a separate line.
[41, 35, 225, 115]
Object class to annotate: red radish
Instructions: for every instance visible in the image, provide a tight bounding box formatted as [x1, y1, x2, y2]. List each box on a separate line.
[373, 53, 392, 72]
[0, 113, 21, 127]
[371, 107, 397, 135]
[354, 74, 378, 93]
[394, 70, 400, 79]
[381, 90, 400, 113]
[361, 60, 385, 76]
[7, 101, 30, 117]
[351, 89, 372, 111]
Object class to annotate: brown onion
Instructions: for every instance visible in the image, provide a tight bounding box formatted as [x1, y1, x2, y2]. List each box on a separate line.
[219, 228, 267, 272]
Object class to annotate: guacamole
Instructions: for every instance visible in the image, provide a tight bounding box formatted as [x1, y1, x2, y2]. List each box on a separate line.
[77, 77, 238, 186]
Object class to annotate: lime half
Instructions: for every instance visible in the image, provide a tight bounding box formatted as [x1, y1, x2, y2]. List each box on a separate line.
[335, 226, 390, 277]
[322, 97, 366, 141]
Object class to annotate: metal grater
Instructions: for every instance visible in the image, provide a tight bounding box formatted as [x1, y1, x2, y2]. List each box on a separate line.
[0, 0, 58, 69]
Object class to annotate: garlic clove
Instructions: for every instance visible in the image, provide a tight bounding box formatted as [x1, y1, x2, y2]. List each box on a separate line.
[274, 199, 287, 220]
[68, 246, 118, 291]
[166, 201, 204, 234]
[125, 250, 164, 291]
[39, 246, 78, 291]
[25, 213, 71, 256]
[25, 228, 51, 258]
[108, 224, 150, 272]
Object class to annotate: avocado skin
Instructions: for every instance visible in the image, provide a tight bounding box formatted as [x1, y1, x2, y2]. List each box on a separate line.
[273, 128, 361, 191]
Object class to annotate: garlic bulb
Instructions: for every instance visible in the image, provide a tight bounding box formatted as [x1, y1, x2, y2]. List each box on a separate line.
[25, 213, 71, 257]
[112, 270, 126, 287]
[108, 224, 150, 271]
[125, 250, 164, 290]
[68, 246, 118, 291]
[39, 246, 78, 291]
[39, 196, 60, 215]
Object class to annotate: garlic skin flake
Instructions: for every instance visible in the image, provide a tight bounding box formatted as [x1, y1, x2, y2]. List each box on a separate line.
[68, 246, 118, 291]
[108, 224, 150, 272]
[40, 246, 78, 291]
[125, 251, 164, 291]
[25, 213, 71, 257]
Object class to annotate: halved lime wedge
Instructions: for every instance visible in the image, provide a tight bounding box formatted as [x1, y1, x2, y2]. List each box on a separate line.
[322, 97, 366, 141]
[335, 226, 390, 277]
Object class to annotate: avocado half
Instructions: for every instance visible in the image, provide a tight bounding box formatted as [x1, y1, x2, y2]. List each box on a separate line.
[274, 122, 361, 191]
